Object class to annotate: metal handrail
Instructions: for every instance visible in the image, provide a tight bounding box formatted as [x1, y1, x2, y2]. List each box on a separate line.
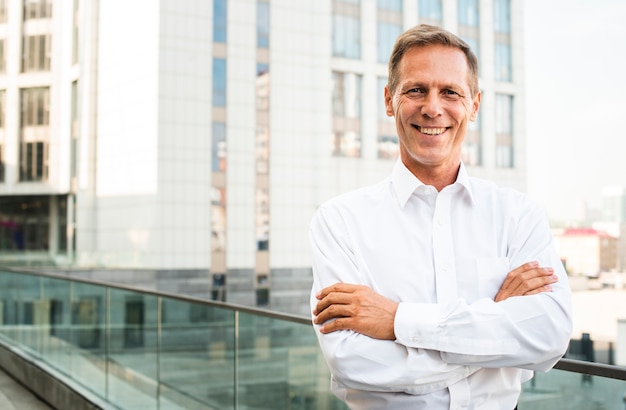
[4, 266, 626, 382]
[555, 357, 626, 380]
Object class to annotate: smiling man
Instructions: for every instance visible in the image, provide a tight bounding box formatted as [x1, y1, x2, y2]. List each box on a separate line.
[310, 25, 572, 409]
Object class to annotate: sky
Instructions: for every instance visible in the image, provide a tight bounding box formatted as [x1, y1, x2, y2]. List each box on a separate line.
[523, 0, 626, 223]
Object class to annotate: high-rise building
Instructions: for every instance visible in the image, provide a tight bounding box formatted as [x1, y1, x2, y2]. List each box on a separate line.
[0, 0, 526, 315]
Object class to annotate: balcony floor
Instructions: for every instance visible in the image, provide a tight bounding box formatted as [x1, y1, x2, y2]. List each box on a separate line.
[0, 367, 52, 410]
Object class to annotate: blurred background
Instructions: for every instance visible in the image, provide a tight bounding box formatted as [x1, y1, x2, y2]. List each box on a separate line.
[0, 0, 625, 335]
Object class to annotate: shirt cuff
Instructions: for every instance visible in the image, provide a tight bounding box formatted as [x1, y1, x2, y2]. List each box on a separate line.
[394, 302, 444, 348]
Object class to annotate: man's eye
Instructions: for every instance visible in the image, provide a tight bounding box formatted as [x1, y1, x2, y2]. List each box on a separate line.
[405, 88, 424, 95]
[443, 89, 459, 96]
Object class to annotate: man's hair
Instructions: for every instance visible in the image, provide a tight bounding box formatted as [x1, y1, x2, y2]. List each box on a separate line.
[387, 24, 479, 97]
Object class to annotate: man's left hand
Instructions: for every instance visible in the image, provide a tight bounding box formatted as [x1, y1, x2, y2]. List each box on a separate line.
[313, 283, 398, 339]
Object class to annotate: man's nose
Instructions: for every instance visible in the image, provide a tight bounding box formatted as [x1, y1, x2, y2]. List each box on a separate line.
[421, 92, 443, 118]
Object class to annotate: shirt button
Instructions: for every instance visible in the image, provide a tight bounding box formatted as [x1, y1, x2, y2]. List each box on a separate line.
[411, 336, 420, 343]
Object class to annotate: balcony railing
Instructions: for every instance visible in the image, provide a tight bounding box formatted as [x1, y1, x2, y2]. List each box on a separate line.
[0, 267, 625, 409]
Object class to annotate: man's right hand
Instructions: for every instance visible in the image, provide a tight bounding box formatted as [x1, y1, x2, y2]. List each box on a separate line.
[495, 261, 558, 302]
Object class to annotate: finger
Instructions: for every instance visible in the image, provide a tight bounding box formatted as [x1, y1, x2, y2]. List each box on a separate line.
[319, 317, 352, 334]
[525, 285, 553, 296]
[314, 290, 356, 315]
[314, 303, 353, 326]
[503, 266, 554, 293]
[316, 282, 361, 299]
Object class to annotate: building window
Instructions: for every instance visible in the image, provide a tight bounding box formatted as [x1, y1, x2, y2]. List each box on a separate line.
[332, 0, 361, 59]
[377, 0, 402, 12]
[458, 0, 479, 26]
[419, 0, 442, 24]
[377, 0, 402, 64]
[332, 71, 361, 157]
[72, 0, 79, 64]
[377, 22, 402, 64]
[257, 1, 269, 48]
[20, 87, 49, 127]
[20, 87, 50, 181]
[494, 43, 511, 82]
[0, 39, 5, 73]
[0, 89, 4, 129]
[458, 0, 480, 83]
[22, 34, 52, 72]
[213, 58, 226, 107]
[462, 110, 482, 166]
[0, 89, 4, 182]
[0, 0, 7, 23]
[211, 274, 226, 302]
[213, 0, 227, 43]
[494, 0, 511, 33]
[495, 94, 513, 168]
[23, 0, 53, 20]
[212, 122, 226, 173]
[377, 77, 398, 159]
[494, 0, 511, 82]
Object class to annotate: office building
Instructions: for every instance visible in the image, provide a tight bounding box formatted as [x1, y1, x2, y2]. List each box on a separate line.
[0, 0, 526, 315]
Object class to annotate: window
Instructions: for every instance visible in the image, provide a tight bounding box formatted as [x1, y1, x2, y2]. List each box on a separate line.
[72, 0, 79, 64]
[212, 58, 226, 107]
[495, 94, 513, 168]
[377, 0, 402, 12]
[494, 43, 511, 82]
[0, 0, 7, 23]
[462, 110, 482, 166]
[458, 0, 479, 26]
[377, 22, 402, 64]
[212, 122, 226, 173]
[23, 0, 52, 20]
[0, 39, 5, 73]
[332, 0, 361, 59]
[257, 1, 269, 48]
[332, 71, 362, 157]
[20, 87, 50, 127]
[0, 89, 4, 129]
[0, 89, 4, 182]
[494, 0, 511, 33]
[213, 0, 227, 43]
[419, 0, 442, 22]
[22, 34, 51, 72]
[0, 144, 4, 182]
[377, 77, 398, 159]
[458, 0, 480, 72]
[20, 87, 50, 181]
[211, 274, 226, 302]
[332, 15, 361, 59]
[333, 72, 361, 118]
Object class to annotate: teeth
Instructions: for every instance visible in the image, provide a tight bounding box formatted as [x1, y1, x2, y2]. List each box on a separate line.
[418, 127, 446, 135]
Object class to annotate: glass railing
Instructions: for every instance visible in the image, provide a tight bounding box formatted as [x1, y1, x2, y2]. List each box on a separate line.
[0, 268, 347, 409]
[0, 267, 625, 409]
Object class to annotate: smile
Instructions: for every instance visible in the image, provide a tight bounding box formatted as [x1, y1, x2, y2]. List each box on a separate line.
[416, 126, 447, 135]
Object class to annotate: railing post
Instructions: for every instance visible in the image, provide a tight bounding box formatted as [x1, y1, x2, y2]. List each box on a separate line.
[234, 310, 239, 410]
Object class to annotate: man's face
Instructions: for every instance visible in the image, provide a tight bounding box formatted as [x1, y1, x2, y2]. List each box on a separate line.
[384, 44, 480, 176]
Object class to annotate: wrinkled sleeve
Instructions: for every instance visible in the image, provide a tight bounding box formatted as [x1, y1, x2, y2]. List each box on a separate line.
[310, 205, 476, 395]
[394, 199, 572, 371]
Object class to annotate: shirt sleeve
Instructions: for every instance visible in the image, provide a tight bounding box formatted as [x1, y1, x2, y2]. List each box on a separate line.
[394, 198, 573, 371]
[310, 205, 478, 395]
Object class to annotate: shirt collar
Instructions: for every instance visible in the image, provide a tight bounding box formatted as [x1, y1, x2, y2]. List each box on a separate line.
[390, 158, 475, 208]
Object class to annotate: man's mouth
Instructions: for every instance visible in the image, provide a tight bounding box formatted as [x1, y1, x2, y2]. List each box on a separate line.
[416, 126, 447, 135]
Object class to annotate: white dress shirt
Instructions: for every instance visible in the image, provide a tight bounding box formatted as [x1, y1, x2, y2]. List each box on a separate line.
[310, 160, 572, 410]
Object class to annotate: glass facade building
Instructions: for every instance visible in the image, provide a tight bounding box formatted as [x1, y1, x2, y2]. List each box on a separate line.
[0, 0, 526, 316]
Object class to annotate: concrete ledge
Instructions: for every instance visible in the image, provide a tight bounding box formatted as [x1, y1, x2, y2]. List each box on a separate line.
[0, 343, 105, 410]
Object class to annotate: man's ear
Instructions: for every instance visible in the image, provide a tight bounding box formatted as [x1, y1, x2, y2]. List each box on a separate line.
[384, 85, 394, 117]
[470, 91, 481, 121]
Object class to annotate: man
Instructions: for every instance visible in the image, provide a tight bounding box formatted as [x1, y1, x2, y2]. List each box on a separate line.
[310, 24, 572, 409]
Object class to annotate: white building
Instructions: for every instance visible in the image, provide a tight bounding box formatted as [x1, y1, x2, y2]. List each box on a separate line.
[0, 0, 526, 314]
